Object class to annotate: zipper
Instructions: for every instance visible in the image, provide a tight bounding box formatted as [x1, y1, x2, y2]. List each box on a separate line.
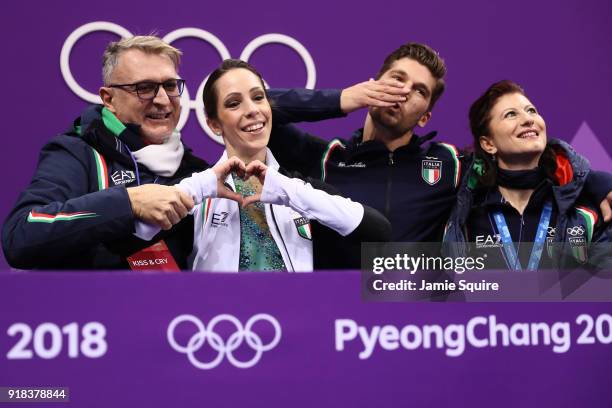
[269, 206, 295, 272]
[385, 152, 394, 218]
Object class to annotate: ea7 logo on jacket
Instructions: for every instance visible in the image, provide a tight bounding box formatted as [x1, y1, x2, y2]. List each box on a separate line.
[293, 216, 312, 240]
[111, 170, 136, 185]
[422, 160, 442, 185]
[475, 234, 502, 248]
[211, 212, 229, 228]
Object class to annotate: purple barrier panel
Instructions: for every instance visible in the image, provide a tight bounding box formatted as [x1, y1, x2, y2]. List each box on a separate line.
[0, 271, 611, 407]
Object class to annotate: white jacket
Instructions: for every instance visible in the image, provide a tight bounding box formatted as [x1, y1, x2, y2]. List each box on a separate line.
[137, 149, 365, 271]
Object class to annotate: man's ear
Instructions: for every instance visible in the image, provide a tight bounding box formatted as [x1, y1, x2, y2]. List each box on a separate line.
[99, 87, 115, 113]
[207, 118, 222, 136]
[417, 111, 432, 128]
[479, 135, 497, 155]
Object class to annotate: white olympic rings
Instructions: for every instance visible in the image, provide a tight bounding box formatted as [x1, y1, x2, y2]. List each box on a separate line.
[567, 226, 585, 236]
[167, 313, 282, 369]
[60, 22, 317, 145]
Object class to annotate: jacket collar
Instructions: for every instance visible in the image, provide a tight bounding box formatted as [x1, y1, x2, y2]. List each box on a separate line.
[72, 105, 209, 178]
[455, 139, 591, 226]
[548, 139, 590, 215]
[476, 179, 553, 210]
[347, 128, 437, 158]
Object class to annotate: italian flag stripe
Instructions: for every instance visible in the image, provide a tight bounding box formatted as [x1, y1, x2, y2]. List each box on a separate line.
[199, 198, 212, 239]
[298, 223, 312, 239]
[576, 206, 597, 242]
[91, 149, 108, 190]
[439, 143, 461, 188]
[320, 139, 345, 181]
[201, 197, 212, 226]
[27, 211, 98, 223]
[425, 169, 439, 184]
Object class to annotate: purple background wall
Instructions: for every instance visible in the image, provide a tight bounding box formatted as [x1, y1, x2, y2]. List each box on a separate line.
[1, 0, 610, 269]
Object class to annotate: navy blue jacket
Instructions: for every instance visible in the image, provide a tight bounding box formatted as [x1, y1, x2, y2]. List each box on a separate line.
[2, 106, 208, 269]
[269, 90, 469, 243]
[443, 139, 611, 269]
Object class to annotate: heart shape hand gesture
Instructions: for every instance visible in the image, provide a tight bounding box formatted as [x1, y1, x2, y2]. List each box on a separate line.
[212, 158, 269, 207]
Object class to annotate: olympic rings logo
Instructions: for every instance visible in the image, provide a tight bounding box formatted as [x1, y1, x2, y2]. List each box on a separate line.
[566, 225, 585, 236]
[60, 22, 317, 144]
[167, 313, 282, 369]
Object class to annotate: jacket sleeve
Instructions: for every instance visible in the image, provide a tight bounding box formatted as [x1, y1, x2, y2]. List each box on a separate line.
[133, 168, 218, 241]
[262, 168, 391, 242]
[267, 88, 346, 177]
[1, 139, 135, 269]
[268, 88, 346, 125]
[268, 124, 330, 178]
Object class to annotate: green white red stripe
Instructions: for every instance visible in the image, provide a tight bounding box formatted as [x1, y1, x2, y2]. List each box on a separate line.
[422, 165, 441, 185]
[575, 206, 597, 242]
[438, 142, 461, 188]
[91, 148, 108, 190]
[27, 211, 98, 223]
[297, 223, 312, 240]
[320, 139, 345, 181]
[201, 198, 212, 226]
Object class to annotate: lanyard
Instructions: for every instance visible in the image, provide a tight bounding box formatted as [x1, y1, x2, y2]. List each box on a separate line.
[492, 200, 552, 271]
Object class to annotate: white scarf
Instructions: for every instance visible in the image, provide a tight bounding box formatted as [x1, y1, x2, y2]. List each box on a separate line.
[131, 130, 185, 177]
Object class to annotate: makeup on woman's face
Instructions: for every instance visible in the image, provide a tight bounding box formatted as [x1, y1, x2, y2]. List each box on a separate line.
[484, 92, 547, 168]
[209, 68, 272, 161]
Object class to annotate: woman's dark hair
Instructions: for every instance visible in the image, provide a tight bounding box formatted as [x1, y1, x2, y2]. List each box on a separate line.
[202, 59, 267, 120]
[468, 80, 556, 187]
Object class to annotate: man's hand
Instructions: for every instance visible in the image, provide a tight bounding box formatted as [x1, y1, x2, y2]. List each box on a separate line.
[127, 184, 194, 230]
[242, 160, 268, 207]
[212, 156, 247, 204]
[600, 191, 612, 223]
[340, 78, 408, 113]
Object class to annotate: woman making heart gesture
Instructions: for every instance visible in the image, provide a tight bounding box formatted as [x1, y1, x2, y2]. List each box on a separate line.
[161, 59, 391, 271]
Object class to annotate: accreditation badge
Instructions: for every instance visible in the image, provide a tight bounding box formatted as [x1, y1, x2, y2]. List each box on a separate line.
[126, 240, 180, 271]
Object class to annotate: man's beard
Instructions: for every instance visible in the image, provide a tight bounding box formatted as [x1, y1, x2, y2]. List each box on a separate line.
[369, 106, 413, 138]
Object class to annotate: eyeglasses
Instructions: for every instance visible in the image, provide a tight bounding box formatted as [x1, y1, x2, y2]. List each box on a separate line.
[108, 79, 186, 100]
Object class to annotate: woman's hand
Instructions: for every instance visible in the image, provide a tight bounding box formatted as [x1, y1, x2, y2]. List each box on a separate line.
[212, 156, 247, 204]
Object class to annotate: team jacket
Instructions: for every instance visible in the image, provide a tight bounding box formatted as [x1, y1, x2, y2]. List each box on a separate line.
[267, 88, 612, 244]
[268, 107, 462, 242]
[173, 149, 390, 271]
[442, 139, 612, 269]
[2, 105, 209, 269]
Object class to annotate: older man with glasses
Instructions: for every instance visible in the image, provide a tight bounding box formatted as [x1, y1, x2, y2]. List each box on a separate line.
[2, 36, 208, 270]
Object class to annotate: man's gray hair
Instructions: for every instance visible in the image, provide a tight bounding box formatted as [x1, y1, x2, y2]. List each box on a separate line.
[102, 35, 182, 85]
